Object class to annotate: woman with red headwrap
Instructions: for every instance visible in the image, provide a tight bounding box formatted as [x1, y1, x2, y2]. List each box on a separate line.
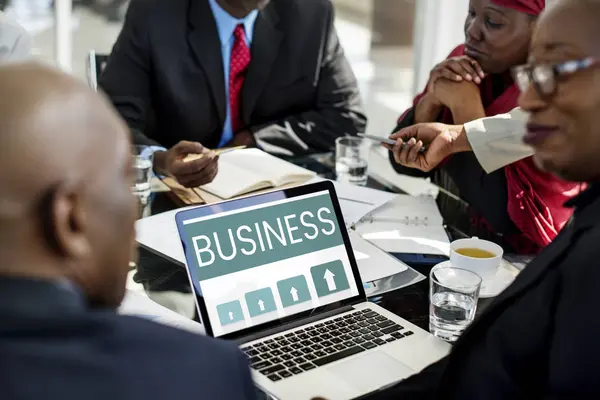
[389, 0, 581, 254]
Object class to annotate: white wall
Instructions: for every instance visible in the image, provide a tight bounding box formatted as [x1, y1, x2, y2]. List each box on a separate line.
[412, 0, 469, 96]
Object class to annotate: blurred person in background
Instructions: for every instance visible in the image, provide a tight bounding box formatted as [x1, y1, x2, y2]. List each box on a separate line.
[387, 0, 583, 256]
[0, 63, 256, 400]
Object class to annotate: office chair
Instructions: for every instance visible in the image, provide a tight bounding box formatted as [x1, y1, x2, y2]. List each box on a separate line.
[86, 50, 109, 91]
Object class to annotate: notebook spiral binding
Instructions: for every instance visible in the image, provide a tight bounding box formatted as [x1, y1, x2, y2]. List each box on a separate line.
[360, 215, 430, 226]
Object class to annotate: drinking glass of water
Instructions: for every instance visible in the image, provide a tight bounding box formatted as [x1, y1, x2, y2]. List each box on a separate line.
[429, 265, 482, 342]
[132, 145, 153, 198]
[335, 136, 369, 186]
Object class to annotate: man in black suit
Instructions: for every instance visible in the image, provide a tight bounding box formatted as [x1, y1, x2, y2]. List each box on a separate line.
[0, 63, 256, 400]
[360, 1, 600, 398]
[100, 0, 366, 188]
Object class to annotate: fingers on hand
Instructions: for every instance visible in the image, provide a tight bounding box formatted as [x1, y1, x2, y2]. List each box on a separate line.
[390, 126, 416, 141]
[399, 138, 417, 164]
[469, 58, 486, 80]
[174, 141, 205, 156]
[172, 153, 218, 176]
[177, 162, 219, 188]
[457, 59, 481, 83]
[392, 139, 405, 163]
[407, 140, 424, 163]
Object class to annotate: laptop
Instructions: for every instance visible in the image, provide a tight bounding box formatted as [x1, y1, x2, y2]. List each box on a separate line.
[175, 181, 450, 399]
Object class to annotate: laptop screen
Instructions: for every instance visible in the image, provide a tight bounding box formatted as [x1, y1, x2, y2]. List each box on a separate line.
[175, 182, 363, 338]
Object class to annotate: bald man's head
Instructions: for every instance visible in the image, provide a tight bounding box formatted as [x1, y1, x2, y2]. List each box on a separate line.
[0, 63, 136, 308]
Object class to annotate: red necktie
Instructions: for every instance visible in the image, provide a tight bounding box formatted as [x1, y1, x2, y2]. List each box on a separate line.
[229, 24, 251, 133]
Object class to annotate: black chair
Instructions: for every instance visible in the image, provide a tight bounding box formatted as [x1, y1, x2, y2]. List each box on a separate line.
[86, 51, 109, 91]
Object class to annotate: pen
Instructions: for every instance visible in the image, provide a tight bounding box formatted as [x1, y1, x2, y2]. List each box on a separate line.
[183, 145, 246, 163]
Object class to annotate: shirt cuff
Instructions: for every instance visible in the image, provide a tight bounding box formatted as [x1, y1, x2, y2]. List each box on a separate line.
[140, 146, 167, 177]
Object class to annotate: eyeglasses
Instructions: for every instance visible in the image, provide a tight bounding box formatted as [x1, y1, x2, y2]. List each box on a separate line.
[512, 57, 600, 97]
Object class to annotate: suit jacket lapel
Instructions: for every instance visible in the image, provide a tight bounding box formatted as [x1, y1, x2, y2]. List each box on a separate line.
[188, 0, 226, 128]
[242, 5, 283, 124]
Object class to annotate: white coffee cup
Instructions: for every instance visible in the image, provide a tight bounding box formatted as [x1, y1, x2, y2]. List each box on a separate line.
[449, 237, 503, 280]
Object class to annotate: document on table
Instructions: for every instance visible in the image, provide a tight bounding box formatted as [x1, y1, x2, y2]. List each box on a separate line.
[348, 230, 407, 282]
[119, 290, 205, 335]
[135, 208, 407, 283]
[355, 195, 451, 256]
[305, 177, 397, 226]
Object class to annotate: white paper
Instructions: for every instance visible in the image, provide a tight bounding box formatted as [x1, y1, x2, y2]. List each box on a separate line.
[135, 207, 190, 265]
[334, 182, 397, 226]
[348, 230, 408, 282]
[355, 194, 450, 256]
[119, 290, 205, 335]
[304, 177, 397, 226]
[358, 223, 451, 256]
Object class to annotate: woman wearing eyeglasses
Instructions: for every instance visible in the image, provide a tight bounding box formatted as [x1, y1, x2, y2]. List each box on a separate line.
[361, 3, 600, 398]
[387, 0, 583, 255]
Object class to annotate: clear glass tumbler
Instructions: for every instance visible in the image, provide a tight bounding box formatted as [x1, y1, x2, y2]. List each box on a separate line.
[131, 145, 153, 198]
[335, 136, 370, 186]
[429, 265, 482, 342]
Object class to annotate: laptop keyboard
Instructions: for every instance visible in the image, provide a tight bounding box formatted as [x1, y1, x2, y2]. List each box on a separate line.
[241, 309, 414, 382]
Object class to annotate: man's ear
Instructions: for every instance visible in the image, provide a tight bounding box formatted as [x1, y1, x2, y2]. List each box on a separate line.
[40, 183, 91, 261]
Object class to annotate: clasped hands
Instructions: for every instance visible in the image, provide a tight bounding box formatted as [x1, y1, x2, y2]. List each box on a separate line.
[386, 55, 486, 172]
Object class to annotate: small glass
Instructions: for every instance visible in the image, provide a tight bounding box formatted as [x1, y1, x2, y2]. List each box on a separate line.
[131, 145, 153, 199]
[335, 136, 370, 186]
[429, 265, 482, 342]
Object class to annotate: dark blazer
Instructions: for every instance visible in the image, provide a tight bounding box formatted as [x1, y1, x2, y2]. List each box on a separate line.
[368, 184, 600, 399]
[0, 278, 256, 400]
[99, 0, 366, 155]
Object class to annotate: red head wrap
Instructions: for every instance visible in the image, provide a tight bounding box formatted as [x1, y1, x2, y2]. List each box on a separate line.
[490, 0, 545, 15]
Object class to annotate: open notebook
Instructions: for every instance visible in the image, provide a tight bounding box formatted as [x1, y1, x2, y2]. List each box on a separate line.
[355, 195, 451, 256]
[199, 148, 316, 200]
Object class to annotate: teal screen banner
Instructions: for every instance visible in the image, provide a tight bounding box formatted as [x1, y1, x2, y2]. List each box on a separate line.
[182, 193, 345, 281]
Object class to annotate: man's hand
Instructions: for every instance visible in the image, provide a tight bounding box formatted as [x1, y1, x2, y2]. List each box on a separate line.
[384, 123, 469, 172]
[153, 141, 219, 188]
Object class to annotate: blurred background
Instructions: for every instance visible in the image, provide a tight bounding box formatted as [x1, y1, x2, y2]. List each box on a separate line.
[5, 0, 468, 137]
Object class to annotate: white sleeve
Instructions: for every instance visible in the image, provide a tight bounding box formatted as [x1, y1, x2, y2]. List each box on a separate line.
[464, 107, 533, 173]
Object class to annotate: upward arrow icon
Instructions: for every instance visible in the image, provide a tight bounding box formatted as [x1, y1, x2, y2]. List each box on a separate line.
[290, 287, 299, 302]
[258, 299, 265, 312]
[324, 269, 336, 291]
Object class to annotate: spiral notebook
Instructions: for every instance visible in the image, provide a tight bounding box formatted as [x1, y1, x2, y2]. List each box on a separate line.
[355, 195, 451, 256]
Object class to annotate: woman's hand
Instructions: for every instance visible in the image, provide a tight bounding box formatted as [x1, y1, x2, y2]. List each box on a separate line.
[428, 56, 486, 92]
[433, 80, 485, 124]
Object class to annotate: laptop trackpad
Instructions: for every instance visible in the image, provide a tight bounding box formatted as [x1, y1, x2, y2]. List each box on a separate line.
[326, 351, 415, 393]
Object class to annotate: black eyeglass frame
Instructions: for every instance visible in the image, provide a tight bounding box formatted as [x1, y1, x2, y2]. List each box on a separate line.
[512, 57, 600, 97]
